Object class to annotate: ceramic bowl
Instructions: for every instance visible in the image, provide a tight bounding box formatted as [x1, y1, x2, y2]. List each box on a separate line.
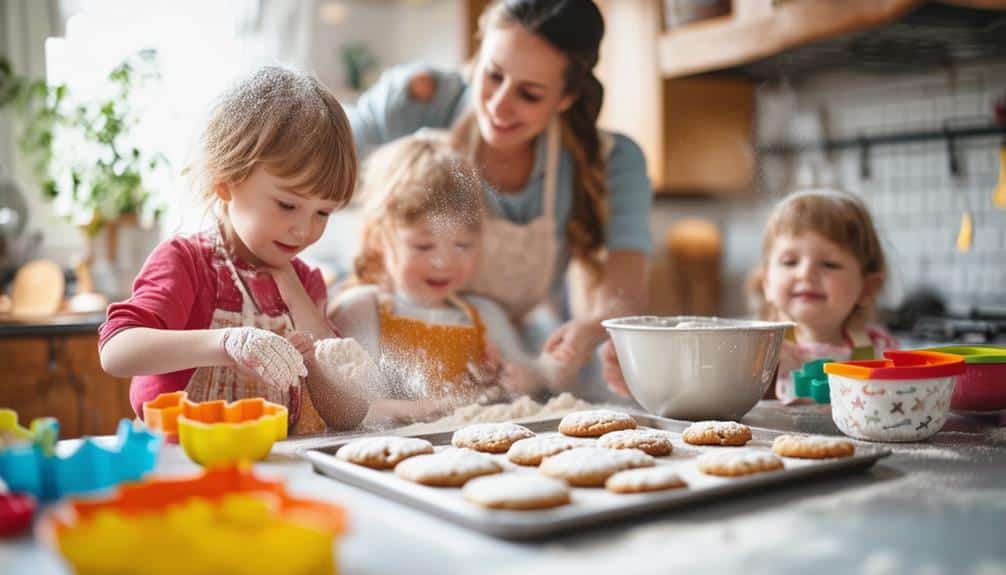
[825, 350, 965, 442]
[602, 316, 792, 420]
[921, 346, 1006, 414]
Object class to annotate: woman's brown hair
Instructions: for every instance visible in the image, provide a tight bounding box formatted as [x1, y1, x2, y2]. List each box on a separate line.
[354, 132, 485, 285]
[194, 65, 357, 209]
[747, 189, 887, 330]
[466, 0, 609, 280]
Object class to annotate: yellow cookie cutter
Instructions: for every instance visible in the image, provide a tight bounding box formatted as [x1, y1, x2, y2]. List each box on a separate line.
[178, 394, 288, 467]
[143, 392, 287, 466]
[40, 465, 345, 575]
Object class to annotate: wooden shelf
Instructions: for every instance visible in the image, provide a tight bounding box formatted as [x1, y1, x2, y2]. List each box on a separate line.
[659, 0, 926, 79]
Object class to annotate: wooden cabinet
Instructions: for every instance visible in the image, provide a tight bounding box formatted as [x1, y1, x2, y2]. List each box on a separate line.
[0, 333, 133, 438]
[598, 1, 755, 194]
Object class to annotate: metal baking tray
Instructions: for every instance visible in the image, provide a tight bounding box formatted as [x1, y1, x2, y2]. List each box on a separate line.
[301, 414, 890, 540]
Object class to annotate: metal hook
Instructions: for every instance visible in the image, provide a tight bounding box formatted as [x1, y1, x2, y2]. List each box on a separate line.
[944, 124, 961, 177]
[858, 134, 871, 180]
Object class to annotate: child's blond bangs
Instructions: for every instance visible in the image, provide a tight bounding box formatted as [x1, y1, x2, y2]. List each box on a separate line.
[762, 190, 886, 277]
[199, 66, 356, 207]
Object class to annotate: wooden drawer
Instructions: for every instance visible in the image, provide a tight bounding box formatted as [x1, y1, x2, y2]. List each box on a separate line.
[0, 334, 133, 438]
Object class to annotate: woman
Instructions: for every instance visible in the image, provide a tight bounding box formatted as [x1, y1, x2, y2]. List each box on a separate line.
[346, 0, 647, 398]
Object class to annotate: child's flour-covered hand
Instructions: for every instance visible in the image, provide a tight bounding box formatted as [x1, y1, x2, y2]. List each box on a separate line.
[221, 327, 307, 390]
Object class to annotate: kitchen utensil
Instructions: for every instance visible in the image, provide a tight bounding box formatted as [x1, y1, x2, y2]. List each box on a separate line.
[10, 259, 64, 317]
[38, 466, 346, 575]
[0, 413, 160, 501]
[304, 414, 889, 541]
[601, 316, 792, 420]
[994, 96, 1005, 209]
[67, 258, 108, 313]
[177, 395, 288, 467]
[0, 492, 35, 537]
[921, 345, 1006, 413]
[792, 358, 834, 404]
[824, 350, 965, 442]
[946, 130, 973, 252]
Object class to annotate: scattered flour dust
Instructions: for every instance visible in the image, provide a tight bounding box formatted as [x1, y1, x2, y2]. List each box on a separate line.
[314, 338, 389, 398]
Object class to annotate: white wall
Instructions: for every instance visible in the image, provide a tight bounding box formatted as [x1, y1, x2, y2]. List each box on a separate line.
[311, 0, 461, 99]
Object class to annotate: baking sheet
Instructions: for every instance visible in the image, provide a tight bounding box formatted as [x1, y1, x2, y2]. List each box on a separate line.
[302, 414, 890, 540]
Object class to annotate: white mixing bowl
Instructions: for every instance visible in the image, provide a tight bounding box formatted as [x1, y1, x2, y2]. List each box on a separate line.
[602, 316, 793, 420]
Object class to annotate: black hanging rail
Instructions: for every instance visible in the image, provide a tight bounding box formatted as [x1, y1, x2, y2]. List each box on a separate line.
[758, 124, 1005, 156]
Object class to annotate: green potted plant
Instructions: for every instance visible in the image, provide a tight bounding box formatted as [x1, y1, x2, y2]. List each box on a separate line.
[1, 50, 169, 298]
[0, 49, 168, 235]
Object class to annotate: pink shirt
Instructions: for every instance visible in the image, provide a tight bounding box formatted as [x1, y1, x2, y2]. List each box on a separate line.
[98, 232, 328, 417]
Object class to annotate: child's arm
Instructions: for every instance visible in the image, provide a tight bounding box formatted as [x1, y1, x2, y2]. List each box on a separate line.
[101, 326, 307, 389]
[272, 264, 369, 430]
[100, 328, 230, 376]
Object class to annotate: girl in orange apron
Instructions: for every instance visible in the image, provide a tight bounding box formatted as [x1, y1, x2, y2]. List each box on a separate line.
[748, 189, 899, 404]
[330, 134, 548, 423]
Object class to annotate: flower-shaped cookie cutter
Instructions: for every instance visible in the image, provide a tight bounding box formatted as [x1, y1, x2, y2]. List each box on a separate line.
[143, 391, 288, 467]
[0, 410, 160, 501]
[39, 465, 346, 575]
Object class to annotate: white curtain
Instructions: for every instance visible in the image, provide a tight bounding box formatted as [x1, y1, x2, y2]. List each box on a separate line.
[0, 0, 67, 258]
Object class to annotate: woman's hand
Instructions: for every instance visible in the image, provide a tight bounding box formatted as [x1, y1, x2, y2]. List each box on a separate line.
[220, 326, 307, 390]
[600, 340, 632, 398]
[543, 318, 606, 384]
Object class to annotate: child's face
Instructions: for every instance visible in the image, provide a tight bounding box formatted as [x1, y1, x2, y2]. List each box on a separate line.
[762, 231, 867, 339]
[217, 167, 340, 268]
[385, 216, 481, 307]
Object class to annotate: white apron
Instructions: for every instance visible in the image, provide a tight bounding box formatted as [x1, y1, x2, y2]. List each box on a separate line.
[465, 118, 562, 321]
[184, 230, 310, 427]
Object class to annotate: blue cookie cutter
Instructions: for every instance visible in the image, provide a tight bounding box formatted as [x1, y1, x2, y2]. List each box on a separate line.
[792, 359, 833, 404]
[0, 410, 161, 502]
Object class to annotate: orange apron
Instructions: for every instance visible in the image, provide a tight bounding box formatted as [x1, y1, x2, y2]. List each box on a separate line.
[377, 294, 488, 398]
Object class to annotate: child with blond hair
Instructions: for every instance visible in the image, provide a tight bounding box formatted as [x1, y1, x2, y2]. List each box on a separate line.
[748, 189, 897, 403]
[330, 132, 552, 423]
[99, 66, 369, 432]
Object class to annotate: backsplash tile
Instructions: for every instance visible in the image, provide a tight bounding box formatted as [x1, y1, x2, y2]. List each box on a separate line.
[756, 63, 1006, 315]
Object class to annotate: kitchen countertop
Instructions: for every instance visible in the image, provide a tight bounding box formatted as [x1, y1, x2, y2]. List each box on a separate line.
[3, 401, 1004, 575]
[0, 312, 105, 338]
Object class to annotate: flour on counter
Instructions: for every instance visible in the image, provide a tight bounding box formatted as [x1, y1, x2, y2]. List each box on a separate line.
[399, 392, 595, 433]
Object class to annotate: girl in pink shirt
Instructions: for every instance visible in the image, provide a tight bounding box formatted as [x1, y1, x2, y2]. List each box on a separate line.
[748, 189, 898, 404]
[99, 66, 368, 433]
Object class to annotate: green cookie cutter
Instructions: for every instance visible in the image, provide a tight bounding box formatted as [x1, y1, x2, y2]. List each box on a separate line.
[792, 359, 834, 404]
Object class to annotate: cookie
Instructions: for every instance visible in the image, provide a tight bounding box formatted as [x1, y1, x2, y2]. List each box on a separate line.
[772, 434, 855, 459]
[462, 473, 571, 510]
[451, 422, 536, 453]
[682, 421, 753, 446]
[506, 435, 583, 466]
[598, 429, 673, 456]
[539, 446, 654, 487]
[605, 466, 688, 494]
[394, 448, 502, 487]
[335, 436, 434, 469]
[558, 410, 637, 437]
[696, 450, 784, 477]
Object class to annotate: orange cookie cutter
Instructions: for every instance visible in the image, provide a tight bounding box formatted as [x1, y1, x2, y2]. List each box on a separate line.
[143, 392, 287, 466]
